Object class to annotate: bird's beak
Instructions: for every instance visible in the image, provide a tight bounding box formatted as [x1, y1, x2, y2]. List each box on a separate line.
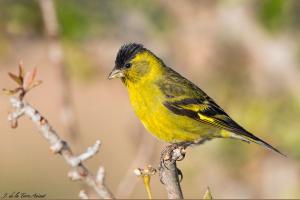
[108, 68, 125, 79]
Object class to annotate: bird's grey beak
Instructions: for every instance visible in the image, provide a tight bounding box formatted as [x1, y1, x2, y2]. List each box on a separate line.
[108, 68, 125, 79]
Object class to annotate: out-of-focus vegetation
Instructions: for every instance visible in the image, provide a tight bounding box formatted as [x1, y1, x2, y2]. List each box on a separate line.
[257, 0, 290, 32]
[1, 0, 300, 199]
[0, 0, 172, 39]
[0, 0, 173, 80]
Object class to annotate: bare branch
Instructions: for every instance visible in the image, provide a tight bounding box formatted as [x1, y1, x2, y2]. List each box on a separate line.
[72, 140, 101, 166]
[96, 166, 106, 184]
[79, 190, 89, 199]
[95, 166, 114, 199]
[159, 145, 185, 199]
[8, 97, 114, 199]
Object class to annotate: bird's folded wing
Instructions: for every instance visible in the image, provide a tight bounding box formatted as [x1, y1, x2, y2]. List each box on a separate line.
[163, 98, 248, 135]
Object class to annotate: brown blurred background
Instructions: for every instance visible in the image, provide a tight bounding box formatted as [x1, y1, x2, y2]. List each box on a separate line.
[1, 0, 300, 199]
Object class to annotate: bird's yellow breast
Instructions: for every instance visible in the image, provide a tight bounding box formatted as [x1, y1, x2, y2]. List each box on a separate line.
[126, 80, 218, 143]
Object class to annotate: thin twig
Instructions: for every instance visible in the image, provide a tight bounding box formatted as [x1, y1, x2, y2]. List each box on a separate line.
[8, 97, 114, 199]
[79, 190, 89, 199]
[134, 165, 157, 199]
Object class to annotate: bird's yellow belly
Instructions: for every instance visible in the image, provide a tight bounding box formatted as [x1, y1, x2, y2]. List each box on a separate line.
[128, 85, 220, 143]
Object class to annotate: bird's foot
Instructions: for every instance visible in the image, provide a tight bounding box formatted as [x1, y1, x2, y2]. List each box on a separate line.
[160, 142, 191, 169]
[159, 142, 193, 184]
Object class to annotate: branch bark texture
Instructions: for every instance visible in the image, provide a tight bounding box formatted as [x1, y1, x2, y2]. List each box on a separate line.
[159, 146, 185, 199]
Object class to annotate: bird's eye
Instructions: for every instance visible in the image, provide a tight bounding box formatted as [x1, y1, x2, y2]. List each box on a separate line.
[125, 63, 131, 68]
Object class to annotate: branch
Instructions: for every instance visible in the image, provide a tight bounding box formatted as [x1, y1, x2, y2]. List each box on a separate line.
[8, 97, 114, 199]
[159, 145, 186, 199]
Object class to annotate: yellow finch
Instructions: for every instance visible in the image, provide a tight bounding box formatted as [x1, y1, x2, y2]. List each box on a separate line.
[109, 43, 284, 156]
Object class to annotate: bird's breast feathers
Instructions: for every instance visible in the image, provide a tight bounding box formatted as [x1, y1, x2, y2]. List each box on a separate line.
[126, 80, 220, 142]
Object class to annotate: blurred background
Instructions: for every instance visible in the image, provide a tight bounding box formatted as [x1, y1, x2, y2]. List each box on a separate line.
[1, 0, 300, 198]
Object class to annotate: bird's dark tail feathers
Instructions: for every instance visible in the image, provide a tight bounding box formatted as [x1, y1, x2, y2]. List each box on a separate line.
[234, 130, 286, 157]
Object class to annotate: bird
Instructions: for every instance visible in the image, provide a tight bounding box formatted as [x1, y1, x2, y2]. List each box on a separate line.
[108, 43, 284, 157]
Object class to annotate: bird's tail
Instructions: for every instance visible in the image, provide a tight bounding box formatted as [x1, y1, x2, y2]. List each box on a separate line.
[232, 130, 286, 157]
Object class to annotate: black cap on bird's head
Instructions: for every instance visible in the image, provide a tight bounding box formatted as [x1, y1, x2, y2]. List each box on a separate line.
[115, 43, 145, 68]
[109, 43, 145, 79]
